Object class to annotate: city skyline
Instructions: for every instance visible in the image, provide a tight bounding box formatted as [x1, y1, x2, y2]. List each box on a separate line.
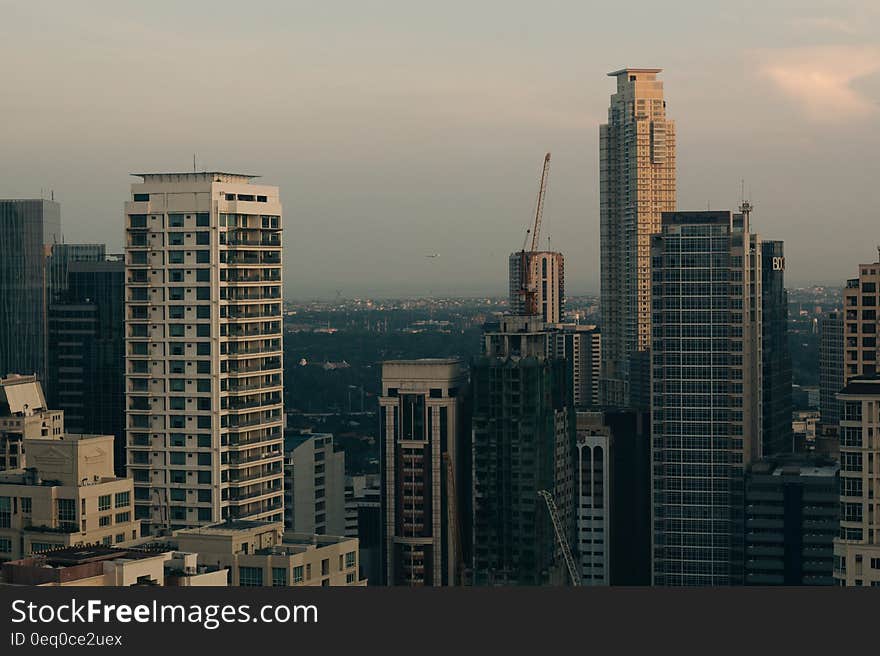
[2, 1, 880, 297]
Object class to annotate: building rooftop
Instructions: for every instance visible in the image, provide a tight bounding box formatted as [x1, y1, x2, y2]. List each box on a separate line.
[750, 455, 839, 478]
[174, 519, 279, 537]
[131, 172, 259, 183]
[608, 68, 663, 76]
[839, 375, 880, 397]
[28, 546, 158, 566]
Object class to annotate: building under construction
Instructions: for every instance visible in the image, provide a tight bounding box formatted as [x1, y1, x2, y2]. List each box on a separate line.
[470, 315, 576, 585]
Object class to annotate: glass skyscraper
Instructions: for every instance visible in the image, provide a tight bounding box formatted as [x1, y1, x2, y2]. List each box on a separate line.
[650, 209, 762, 586]
[0, 199, 61, 381]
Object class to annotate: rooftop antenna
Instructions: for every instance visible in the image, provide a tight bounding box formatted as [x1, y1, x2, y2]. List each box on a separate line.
[193, 154, 197, 172]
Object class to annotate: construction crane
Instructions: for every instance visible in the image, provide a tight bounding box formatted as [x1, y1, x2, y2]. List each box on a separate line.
[443, 452, 465, 585]
[517, 153, 551, 316]
[537, 489, 580, 586]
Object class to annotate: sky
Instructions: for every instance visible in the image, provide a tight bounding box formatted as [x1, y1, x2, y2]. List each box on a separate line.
[1, 0, 879, 298]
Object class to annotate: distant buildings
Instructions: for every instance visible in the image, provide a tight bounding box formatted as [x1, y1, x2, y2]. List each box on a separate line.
[0, 199, 61, 382]
[379, 359, 468, 586]
[599, 69, 676, 410]
[834, 377, 880, 586]
[650, 209, 762, 586]
[471, 316, 575, 585]
[508, 251, 565, 324]
[124, 172, 284, 533]
[819, 310, 844, 427]
[745, 455, 838, 585]
[284, 431, 346, 536]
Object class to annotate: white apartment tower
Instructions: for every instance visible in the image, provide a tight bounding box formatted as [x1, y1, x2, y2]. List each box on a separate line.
[125, 172, 284, 535]
[599, 68, 676, 409]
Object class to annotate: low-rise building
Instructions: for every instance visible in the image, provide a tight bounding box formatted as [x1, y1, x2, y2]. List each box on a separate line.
[168, 520, 365, 586]
[0, 546, 226, 587]
[0, 433, 141, 561]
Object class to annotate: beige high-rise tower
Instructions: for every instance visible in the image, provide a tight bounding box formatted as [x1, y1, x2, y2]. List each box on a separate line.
[124, 172, 284, 535]
[599, 68, 676, 409]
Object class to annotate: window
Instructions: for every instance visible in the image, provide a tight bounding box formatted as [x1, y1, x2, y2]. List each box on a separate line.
[129, 214, 147, 227]
[31, 542, 60, 554]
[196, 213, 210, 226]
[272, 568, 287, 587]
[197, 471, 212, 485]
[196, 305, 210, 319]
[169, 214, 185, 227]
[321, 559, 330, 576]
[57, 498, 76, 523]
[196, 250, 210, 264]
[345, 551, 356, 568]
[197, 453, 212, 466]
[196, 232, 210, 245]
[198, 435, 212, 448]
[196, 287, 210, 300]
[171, 489, 186, 501]
[169, 251, 184, 264]
[239, 567, 263, 587]
[21, 497, 31, 514]
[0, 497, 10, 528]
[98, 495, 111, 512]
[115, 534, 125, 544]
[170, 452, 186, 465]
[198, 490, 212, 503]
[0, 537, 12, 553]
[115, 492, 130, 508]
[293, 566, 304, 583]
[346, 572, 356, 584]
[133, 193, 150, 202]
[198, 508, 212, 521]
[99, 515, 111, 527]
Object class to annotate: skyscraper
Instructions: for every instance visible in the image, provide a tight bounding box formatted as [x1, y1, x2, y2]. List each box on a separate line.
[599, 69, 676, 409]
[0, 199, 61, 381]
[760, 240, 792, 455]
[124, 172, 284, 534]
[819, 310, 844, 427]
[379, 359, 468, 586]
[47, 257, 126, 474]
[508, 251, 565, 324]
[833, 376, 880, 586]
[471, 315, 575, 585]
[650, 209, 762, 586]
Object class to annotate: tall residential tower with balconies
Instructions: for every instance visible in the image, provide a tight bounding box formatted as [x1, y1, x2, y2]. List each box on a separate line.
[599, 69, 676, 409]
[124, 172, 284, 535]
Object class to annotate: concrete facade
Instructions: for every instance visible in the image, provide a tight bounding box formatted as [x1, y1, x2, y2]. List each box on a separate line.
[509, 251, 565, 324]
[124, 172, 284, 533]
[284, 431, 346, 536]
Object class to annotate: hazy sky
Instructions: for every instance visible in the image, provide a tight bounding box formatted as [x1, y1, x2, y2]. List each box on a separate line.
[2, 0, 879, 298]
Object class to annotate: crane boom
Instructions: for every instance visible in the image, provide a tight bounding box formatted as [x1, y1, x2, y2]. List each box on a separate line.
[529, 152, 551, 252]
[537, 489, 580, 586]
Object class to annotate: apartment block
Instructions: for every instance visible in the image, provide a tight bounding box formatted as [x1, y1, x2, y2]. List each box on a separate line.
[834, 377, 880, 586]
[380, 359, 468, 586]
[284, 431, 346, 535]
[124, 172, 284, 534]
[551, 324, 601, 410]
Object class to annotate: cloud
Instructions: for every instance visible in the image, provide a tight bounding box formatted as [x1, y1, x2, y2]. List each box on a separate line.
[753, 46, 880, 122]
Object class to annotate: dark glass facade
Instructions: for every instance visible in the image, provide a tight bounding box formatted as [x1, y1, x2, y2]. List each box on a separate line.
[0, 199, 61, 381]
[47, 258, 126, 474]
[760, 240, 793, 455]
